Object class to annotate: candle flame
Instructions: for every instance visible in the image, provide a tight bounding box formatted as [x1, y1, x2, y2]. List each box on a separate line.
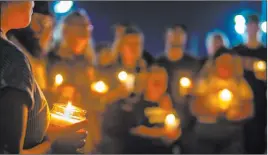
[180, 77, 191, 88]
[118, 71, 128, 82]
[254, 61, 266, 71]
[218, 89, 233, 102]
[64, 101, 74, 118]
[66, 101, 73, 110]
[91, 81, 108, 93]
[218, 89, 233, 110]
[165, 113, 179, 129]
[55, 74, 63, 86]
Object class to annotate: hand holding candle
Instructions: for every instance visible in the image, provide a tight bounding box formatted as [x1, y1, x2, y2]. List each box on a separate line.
[118, 71, 136, 91]
[162, 113, 181, 142]
[49, 101, 88, 153]
[217, 89, 233, 111]
[253, 60, 267, 80]
[164, 113, 180, 131]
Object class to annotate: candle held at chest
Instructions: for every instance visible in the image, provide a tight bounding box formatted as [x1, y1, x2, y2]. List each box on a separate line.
[50, 101, 87, 127]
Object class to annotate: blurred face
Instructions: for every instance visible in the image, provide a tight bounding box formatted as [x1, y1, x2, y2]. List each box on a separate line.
[1, 1, 34, 30]
[115, 25, 125, 38]
[146, 68, 168, 101]
[120, 34, 142, 67]
[167, 27, 187, 46]
[30, 13, 54, 52]
[99, 48, 114, 66]
[63, 17, 93, 55]
[247, 22, 259, 37]
[210, 36, 224, 55]
[215, 54, 234, 79]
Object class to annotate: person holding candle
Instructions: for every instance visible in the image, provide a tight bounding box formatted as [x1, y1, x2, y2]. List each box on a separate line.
[0, 1, 88, 154]
[129, 65, 181, 154]
[189, 50, 254, 153]
[85, 42, 123, 153]
[233, 14, 267, 154]
[98, 65, 180, 154]
[47, 9, 96, 106]
[156, 24, 203, 153]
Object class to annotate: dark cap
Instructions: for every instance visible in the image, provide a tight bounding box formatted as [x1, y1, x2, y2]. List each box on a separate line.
[33, 1, 53, 16]
[112, 21, 135, 32]
[167, 24, 188, 33]
[124, 26, 142, 35]
[246, 14, 259, 24]
[114, 21, 133, 27]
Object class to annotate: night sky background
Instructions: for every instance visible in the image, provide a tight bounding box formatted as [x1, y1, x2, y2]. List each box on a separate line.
[52, 1, 265, 58]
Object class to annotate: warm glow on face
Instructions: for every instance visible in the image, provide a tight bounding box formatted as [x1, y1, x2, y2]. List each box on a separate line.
[91, 81, 108, 93]
[180, 77, 191, 88]
[55, 74, 63, 86]
[254, 61, 266, 71]
[218, 89, 233, 102]
[118, 71, 128, 82]
[165, 114, 179, 129]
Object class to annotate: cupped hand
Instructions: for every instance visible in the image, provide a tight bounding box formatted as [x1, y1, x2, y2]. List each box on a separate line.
[47, 120, 88, 143]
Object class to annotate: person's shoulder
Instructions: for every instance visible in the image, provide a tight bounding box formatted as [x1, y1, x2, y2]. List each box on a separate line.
[0, 38, 31, 67]
[183, 52, 201, 61]
[232, 44, 246, 51]
[155, 54, 169, 66]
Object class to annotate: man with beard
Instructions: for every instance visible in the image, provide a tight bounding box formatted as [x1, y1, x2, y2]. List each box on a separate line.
[156, 24, 203, 153]
[233, 14, 267, 154]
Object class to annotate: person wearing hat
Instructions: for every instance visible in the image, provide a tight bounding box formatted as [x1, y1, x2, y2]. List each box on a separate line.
[233, 14, 267, 154]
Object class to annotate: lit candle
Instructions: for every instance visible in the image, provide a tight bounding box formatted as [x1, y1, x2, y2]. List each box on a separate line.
[179, 77, 192, 88]
[91, 81, 109, 94]
[118, 71, 135, 91]
[118, 71, 128, 82]
[179, 76, 192, 96]
[164, 113, 180, 131]
[218, 89, 233, 110]
[54, 74, 63, 87]
[254, 60, 266, 72]
[50, 101, 87, 127]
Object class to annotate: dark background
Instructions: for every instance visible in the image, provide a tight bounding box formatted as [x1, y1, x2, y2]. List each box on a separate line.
[55, 1, 265, 58]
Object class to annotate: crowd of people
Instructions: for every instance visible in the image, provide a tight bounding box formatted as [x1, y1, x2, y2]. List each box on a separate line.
[0, 1, 267, 154]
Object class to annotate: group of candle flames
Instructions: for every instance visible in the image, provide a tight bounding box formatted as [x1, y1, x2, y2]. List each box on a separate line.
[51, 70, 180, 129]
[50, 60, 266, 130]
